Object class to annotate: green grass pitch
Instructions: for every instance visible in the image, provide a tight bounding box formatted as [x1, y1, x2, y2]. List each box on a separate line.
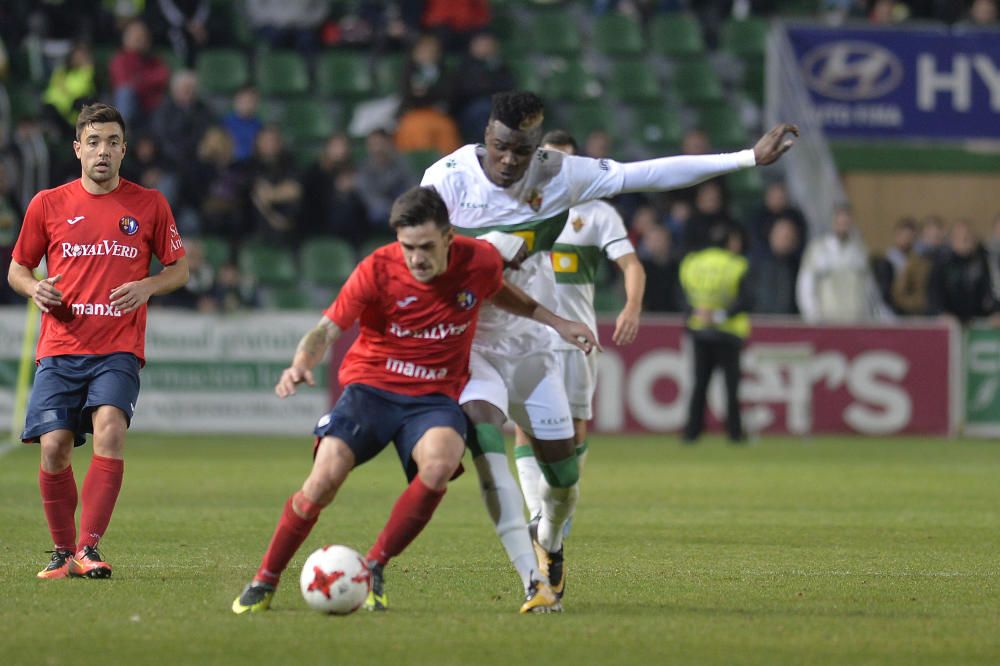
[2, 434, 999, 665]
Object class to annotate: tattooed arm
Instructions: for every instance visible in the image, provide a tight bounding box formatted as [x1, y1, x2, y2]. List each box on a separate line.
[274, 316, 343, 398]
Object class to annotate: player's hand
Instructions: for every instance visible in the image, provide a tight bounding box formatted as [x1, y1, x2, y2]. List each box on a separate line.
[753, 123, 799, 166]
[275, 365, 315, 398]
[612, 306, 640, 345]
[556, 320, 603, 355]
[110, 280, 154, 313]
[31, 274, 63, 312]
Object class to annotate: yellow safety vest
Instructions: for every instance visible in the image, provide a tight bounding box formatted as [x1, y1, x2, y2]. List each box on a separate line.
[679, 247, 750, 339]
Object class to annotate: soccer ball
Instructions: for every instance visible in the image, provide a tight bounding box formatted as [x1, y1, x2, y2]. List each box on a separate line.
[299, 545, 371, 614]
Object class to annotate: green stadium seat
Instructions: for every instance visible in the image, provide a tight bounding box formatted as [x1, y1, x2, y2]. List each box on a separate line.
[301, 237, 357, 288]
[209, 0, 253, 46]
[593, 14, 644, 56]
[359, 236, 394, 259]
[564, 101, 616, 142]
[8, 85, 42, 121]
[154, 48, 181, 72]
[508, 58, 544, 93]
[403, 149, 441, 176]
[268, 286, 311, 310]
[316, 51, 374, 100]
[374, 53, 404, 96]
[697, 106, 747, 149]
[632, 103, 684, 154]
[530, 11, 581, 56]
[238, 244, 297, 287]
[726, 166, 764, 200]
[720, 18, 769, 60]
[196, 49, 250, 96]
[743, 61, 766, 106]
[255, 51, 309, 97]
[649, 13, 706, 59]
[673, 59, 724, 105]
[282, 100, 338, 144]
[545, 60, 601, 102]
[198, 236, 231, 268]
[608, 59, 663, 104]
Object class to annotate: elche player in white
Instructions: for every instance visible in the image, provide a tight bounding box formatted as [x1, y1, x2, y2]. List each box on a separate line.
[421, 91, 797, 609]
[513, 130, 645, 547]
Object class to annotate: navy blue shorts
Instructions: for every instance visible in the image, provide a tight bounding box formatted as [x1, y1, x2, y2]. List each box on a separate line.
[313, 384, 467, 481]
[22, 353, 141, 447]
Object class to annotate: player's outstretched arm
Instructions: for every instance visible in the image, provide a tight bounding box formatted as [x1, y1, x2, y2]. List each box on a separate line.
[276, 316, 342, 398]
[8, 260, 62, 312]
[752, 123, 800, 166]
[110, 256, 191, 313]
[613, 253, 645, 346]
[491, 281, 602, 355]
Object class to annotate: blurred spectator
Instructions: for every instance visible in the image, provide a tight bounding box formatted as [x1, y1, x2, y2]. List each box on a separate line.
[221, 86, 263, 163]
[109, 18, 171, 130]
[871, 217, 917, 314]
[915, 214, 947, 257]
[985, 213, 1000, 302]
[927, 220, 996, 323]
[151, 69, 215, 168]
[450, 32, 515, 142]
[0, 161, 21, 304]
[751, 216, 800, 315]
[395, 34, 462, 155]
[156, 238, 220, 311]
[422, 0, 491, 52]
[246, 0, 329, 52]
[583, 129, 612, 160]
[892, 216, 945, 316]
[357, 129, 414, 230]
[149, 0, 210, 67]
[746, 181, 807, 265]
[796, 206, 890, 322]
[247, 125, 303, 248]
[869, 0, 909, 23]
[638, 224, 683, 313]
[681, 127, 711, 156]
[965, 0, 998, 24]
[42, 42, 96, 136]
[630, 204, 661, 250]
[184, 126, 249, 240]
[685, 179, 733, 253]
[120, 132, 181, 209]
[663, 200, 693, 250]
[302, 134, 371, 245]
[214, 262, 261, 312]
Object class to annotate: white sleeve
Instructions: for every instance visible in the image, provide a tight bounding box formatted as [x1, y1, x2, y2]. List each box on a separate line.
[620, 150, 756, 193]
[420, 161, 462, 219]
[561, 155, 627, 204]
[593, 204, 634, 261]
[479, 231, 526, 262]
[796, 241, 820, 322]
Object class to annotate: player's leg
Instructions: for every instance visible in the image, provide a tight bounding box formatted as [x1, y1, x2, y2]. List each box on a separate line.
[683, 336, 715, 443]
[513, 423, 541, 518]
[720, 340, 745, 442]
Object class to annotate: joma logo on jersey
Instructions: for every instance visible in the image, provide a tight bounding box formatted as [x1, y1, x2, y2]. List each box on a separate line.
[71, 303, 122, 317]
[385, 358, 448, 380]
[389, 321, 469, 339]
[61, 240, 139, 259]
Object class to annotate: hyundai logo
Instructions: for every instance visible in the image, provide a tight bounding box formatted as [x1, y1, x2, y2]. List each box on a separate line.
[801, 40, 904, 101]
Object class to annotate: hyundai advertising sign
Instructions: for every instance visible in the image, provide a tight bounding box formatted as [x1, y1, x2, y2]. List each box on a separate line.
[786, 25, 1000, 139]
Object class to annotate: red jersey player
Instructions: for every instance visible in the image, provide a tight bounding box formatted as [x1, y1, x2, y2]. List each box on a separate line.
[232, 186, 598, 615]
[7, 103, 189, 580]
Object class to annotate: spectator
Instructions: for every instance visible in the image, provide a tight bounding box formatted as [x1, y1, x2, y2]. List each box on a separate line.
[965, 0, 998, 25]
[685, 179, 733, 253]
[751, 216, 800, 315]
[871, 217, 917, 314]
[892, 216, 945, 316]
[247, 125, 303, 248]
[450, 32, 515, 142]
[746, 181, 807, 265]
[221, 86, 263, 163]
[149, 0, 210, 67]
[109, 18, 171, 130]
[638, 224, 683, 313]
[155, 238, 219, 311]
[184, 126, 250, 241]
[796, 206, 889, 322]
[214, 262, 261, 312]
[629, 204, 661, 250]
[246, 0, 329, 52]
[42, 42, 97, 136]
[985, 213, 1000, 302]
[151, 69, 215, 169]
[119, 132, 181, 211]
[301, 133, 370, 246]
[583, 129, 612, 160]
[0, 161, 21, 304]
[395, 34, 462, 155]
[357, 129, 414, 230]
[927, 220, 996, 323]
[422, 0, 491, 51]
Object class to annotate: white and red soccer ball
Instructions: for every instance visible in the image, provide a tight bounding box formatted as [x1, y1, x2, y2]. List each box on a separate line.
[299, 545, 371, 614]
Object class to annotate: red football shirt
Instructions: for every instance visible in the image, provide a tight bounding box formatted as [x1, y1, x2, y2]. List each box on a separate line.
[12, 178, 185, 364]
[325, 235, 503, 400]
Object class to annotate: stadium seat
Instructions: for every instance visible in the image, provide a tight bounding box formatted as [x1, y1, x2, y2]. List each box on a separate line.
[281, 100, 338, 145]
[301, 237, 357, 288]
[563, 101, 616, 143]
[726, 166, 764, 200]
[593, 14, 644, 57]
[672, 59, 724, 105]
[608, 59, 662, 104]
[374, 53, 404, 96]
[649, 13, 706, 59]
[508, 58, 544, 93]
[545, 60, 602, 102]
[403, 150, 441, 176]
[632, 103, 684, 154]
[697, 106, 747, 149]
[316, 51, 374, 100]
[720, 18, 769, 60]
[196, 49, 250, 96]
[267, 285, 312, 310]
[530, 11, 581, 56]
[198, 236, 231, 268]
[8, 85, 42, 121]
[255, 51, 309, 97]
[238, 244, 297, 287]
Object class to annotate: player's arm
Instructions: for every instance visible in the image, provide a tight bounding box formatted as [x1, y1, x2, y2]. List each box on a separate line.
[491, 281, 602, 354]
[612, 252, 645, 346]
[110, 256, 190, 313]
[276, 315, 343, 398]
[7, 260, 63, 312]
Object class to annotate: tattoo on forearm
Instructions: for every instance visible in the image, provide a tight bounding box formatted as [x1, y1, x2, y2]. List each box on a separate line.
[297, 326, 330, 366]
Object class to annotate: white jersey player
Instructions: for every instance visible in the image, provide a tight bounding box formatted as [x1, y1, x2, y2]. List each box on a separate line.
[421, 91, 798, 612]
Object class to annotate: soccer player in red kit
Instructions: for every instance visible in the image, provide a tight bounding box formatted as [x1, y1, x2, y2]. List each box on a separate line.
[7, 103, 189, 579]
[232, 186, 598, 615]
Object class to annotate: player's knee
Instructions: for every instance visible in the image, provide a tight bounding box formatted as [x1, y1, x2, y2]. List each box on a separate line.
[418, 457, 458, 490]
[39, 437, 73, 472]
[538, 455, 579, 488]
[292, 490, 325, 520]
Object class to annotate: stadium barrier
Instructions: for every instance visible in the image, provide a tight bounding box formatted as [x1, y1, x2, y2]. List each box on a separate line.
[0, 308, 966, 437]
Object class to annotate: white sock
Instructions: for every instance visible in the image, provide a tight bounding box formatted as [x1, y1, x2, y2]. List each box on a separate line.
[473, 452, 542, 592]
[537, 478, 580, 553]
[515, 454, 543, 519]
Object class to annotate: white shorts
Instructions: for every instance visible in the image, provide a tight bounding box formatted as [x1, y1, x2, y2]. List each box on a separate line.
[461, 347, 574, 440]
[555, 349, 598, 421]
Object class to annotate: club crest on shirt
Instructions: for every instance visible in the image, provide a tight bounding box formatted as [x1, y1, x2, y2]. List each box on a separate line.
[456, 290, 477, 310]
[527, 188, 543, 212]
[571, 216, 584, 232]
[119, 216, 139, 236]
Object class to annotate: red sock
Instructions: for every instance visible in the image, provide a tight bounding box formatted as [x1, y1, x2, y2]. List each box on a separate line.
[77, 455, 124, 552]
[39, 466, 78, 552]
[255, 493, 321, 586]
[366, 477, 446, 566]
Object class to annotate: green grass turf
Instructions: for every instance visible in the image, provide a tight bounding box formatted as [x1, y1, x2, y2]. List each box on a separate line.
[2, 434, 999, 665]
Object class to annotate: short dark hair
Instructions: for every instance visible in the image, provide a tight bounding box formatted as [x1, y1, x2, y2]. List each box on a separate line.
[541, 129, 577, 152]
[489, 91, 545, 131]
[76, 103, 126, 140]
[389, 186, 450, 231]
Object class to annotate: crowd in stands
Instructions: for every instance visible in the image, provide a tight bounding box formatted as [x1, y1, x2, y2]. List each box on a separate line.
[0, 0, 997, 323]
